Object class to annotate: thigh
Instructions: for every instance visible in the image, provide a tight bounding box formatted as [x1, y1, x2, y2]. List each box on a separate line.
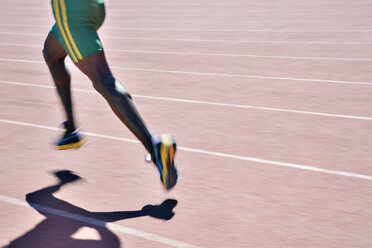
[75, 51, 112, 81]
[43, 31, 67, 65]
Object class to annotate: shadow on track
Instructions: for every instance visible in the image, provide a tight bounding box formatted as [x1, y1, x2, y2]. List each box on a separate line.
[4, 170, 177, 248]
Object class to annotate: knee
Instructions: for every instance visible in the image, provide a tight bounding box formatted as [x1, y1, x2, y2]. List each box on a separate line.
[42, 41, 64, 68]
[42, 42, 53, 65]
[42, 46, 57, 67]
[92, 74, 132, 99]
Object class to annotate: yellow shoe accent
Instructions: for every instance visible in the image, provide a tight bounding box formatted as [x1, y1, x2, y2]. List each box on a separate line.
[159, 134, 176, 190]
[55, 138, 87, 150]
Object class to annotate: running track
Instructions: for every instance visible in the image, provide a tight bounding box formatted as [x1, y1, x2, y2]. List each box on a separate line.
[1, 0, 372, 247]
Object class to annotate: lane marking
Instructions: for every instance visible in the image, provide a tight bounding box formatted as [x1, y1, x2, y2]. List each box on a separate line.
[0, 43, 42, 48]
[106, 37, 372, 45]
[1, 23, 372, 32]
[1, 42, 371, 62]
[109, 67, 372, 86]
[105, 49, 372, 62]
[0, 195, 199, 248]
[0, 118, 372, 181]
[1, 31, 372, 45]
[0, 57, 371, 86]
[1, 80, 372, 121]
[106, 28, 372, 33]
[0, 58, 44, 64]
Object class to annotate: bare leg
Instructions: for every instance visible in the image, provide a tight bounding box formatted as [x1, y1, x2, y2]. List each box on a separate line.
[75, 51, 154, 154]
[43, 32, 76, 132]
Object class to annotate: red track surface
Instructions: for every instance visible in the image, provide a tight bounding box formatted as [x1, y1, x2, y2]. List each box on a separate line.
[1, 0, 372, 247]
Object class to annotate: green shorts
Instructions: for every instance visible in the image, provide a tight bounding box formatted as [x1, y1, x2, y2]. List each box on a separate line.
[51, 0, 105, 63]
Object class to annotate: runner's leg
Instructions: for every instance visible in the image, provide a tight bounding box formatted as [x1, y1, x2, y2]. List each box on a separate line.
[43, 32, 76, 132]
[75, 51, 154, 154]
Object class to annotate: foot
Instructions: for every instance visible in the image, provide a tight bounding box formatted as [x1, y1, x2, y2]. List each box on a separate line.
[55, 121, 86, 150]
[151, 134, 178, 190]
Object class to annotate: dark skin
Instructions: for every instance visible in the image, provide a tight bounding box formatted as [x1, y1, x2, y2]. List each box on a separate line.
[43, 32, 154, 154]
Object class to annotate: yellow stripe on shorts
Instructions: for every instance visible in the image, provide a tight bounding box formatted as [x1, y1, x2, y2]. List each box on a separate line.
[59, 0, 83, 60]
[52, 0, 78, 63]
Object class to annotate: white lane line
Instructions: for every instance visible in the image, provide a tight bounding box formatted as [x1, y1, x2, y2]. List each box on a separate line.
[109, 67, 372, 86]
[105, 28, 372, 33]
[1, 31, 372, 45]
[179, 147, 372, 181]
[1, 118, 372, 181]
[105, 49, 372, 62]
[0, 58, 44, 64]
[0, 57, 371, 86]
[1, 80, 372, 121]
[105, 36, 372, 45]
[1, 24, 372, 32]
[0, 195, 199, 248]
[0, 43, 42, 48]
[1, 42, 371, 62]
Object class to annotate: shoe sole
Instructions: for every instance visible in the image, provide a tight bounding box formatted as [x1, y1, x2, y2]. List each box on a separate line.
[55, 139, 87, 150]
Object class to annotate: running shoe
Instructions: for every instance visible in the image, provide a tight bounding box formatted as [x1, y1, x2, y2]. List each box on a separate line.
[55, 121, 86, 150]
[151, 134, 178, 190]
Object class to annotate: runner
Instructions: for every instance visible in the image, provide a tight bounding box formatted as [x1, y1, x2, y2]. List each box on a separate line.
[43, 0, 178, 190]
